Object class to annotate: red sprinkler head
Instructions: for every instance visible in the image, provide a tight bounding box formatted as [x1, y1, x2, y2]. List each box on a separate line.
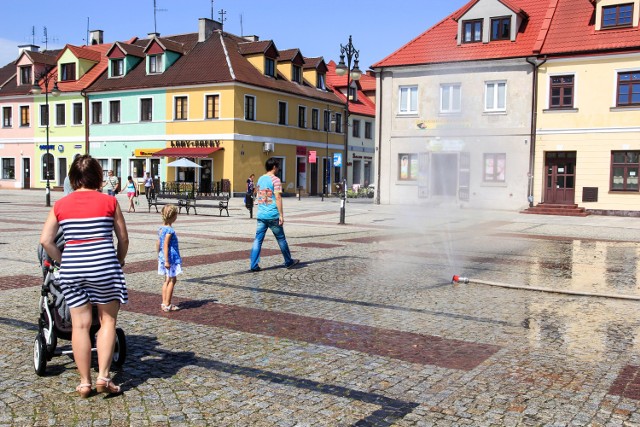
[451, 275, 469, 284]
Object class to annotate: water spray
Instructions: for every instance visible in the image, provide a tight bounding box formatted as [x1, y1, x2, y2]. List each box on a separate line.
[450, 274, 640, 301]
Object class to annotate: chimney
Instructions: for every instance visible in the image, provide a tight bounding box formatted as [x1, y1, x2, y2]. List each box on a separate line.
[89, 30, 104, 45]
[198, 18, 222, 42]
[148, 32, 160, 39]
[18, 44, 40, 55]
[243, 35, 260, 42]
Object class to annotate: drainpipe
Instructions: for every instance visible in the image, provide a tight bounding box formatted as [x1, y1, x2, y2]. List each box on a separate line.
[375, 68, 383, 205]
[81, 89, 90, 154]
[525, 56, 547, 207]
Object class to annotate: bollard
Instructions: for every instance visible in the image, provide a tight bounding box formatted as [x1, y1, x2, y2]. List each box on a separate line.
[451, 275, 469, 284]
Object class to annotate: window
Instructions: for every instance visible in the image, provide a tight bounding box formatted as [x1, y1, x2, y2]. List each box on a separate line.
[111, 59, 124, 77]
[60, 63, 76, 81]
[323, 110, 332, 131]
[491, 17, 511, 40]
[174, 96, 187, 120]
[484, 153, 506, 182]
[140, 98, 152, 122]
[611, 151, 639, 191]
[352, 119, 361, 137]
[550, 75, 574, 108]
[603, 4, 633, 28]
[55, 104, 65, 126]
[441, 84, 461, 113]
[317, 73, 326, 90]
[399, 86, 418, 114]
[298, 106, 306, 128]
[365, 121, 372, 139]
[72, 103, 82, 125]
[265, 58, 275, 77]
[292, 65, 302, 83]
[91, 102, 102, 124]
[109, 100, 120, 123]
[40, 104, 49, 126]
[244, 95, 256, 121]
[398, 153, 418, 181]
[335, 113, 342, 133]
[20, 106, 29, 127]
[463, 19, 483, 43]
[42, 153, 54, 181]
[617, 71, 640, 106]
[2, 107, 11, 128]
[2, 158, 15, 179]
[20, 66, 31, 85]
[485, 81, 507, 111]
[272, 156, 286, 182]
[149, 55, 162, 74]
[348, 85, 357, 101]
[311, 108, 319, 130]
[205, 95, 219, 119]
[278, 101, 287, 125]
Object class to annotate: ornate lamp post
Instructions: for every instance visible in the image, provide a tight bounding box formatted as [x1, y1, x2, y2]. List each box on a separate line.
[323, 111, 336, 201]
[335, 35, 362, 224]
[31, 71, 60, 207]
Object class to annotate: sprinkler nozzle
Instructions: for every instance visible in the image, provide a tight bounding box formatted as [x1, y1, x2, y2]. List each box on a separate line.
[451, 275, 469, 284]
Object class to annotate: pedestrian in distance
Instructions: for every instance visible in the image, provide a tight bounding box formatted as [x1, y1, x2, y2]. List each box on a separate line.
[40, 154, 129, 398]
[143, 172, 154, 200]
[125, 176, 138, 213]
[102, 170, 119, 196]
[245, 173, 255, 212]
[250, 158, 299, 272]
[157, 204, 182, 312]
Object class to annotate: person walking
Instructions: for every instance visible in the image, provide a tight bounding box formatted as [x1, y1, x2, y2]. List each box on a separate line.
[102, 170, 119, 196]
[157, 205, 182, 312]
[245, 173, 255, 213]
[125, 176, 138, 213]
[250, 158, 299, 272]
[40, 154, 129, 398]
[143, 172, 154, 200]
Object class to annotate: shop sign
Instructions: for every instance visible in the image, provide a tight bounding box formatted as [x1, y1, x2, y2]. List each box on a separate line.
[309, 151, 316, 163]
[39, 144, 55, 150]
[169, 140, 220, 148]
[296, 146, 307, 155]
[134, 148, 162, 157]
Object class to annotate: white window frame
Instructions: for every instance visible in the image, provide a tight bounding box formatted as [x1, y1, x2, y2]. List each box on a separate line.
[54, 103, 66, 126]
[140, 97, 153, 122]
[398, 86, 418, 114]
[173, 95, 189, 121]
[111, 58, 124, 77]
[203, 93, 220, 120]
[149, 54, 163, 74]
[1, 157, 16, 179]
[2, 106, 12, 128]
[72, 102, 83, 125]
[19, 105, 30, 127]
[484, 81, 507, 112]
[109, 99, 121, 124]
[311, 108, 319, 130]
[298, 105, 307, 128]
[91, 101, 102, 125]
[440, 83, 462, 113]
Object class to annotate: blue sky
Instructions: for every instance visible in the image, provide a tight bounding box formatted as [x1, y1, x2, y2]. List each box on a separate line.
[2, 0, 469, 70]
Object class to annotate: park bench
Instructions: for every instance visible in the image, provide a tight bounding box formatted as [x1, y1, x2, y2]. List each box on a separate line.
[147, 192, 190, 213]
[179, 194, 230, 217]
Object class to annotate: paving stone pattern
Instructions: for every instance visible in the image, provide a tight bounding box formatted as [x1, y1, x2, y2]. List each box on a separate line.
[2, 190, 640, 426]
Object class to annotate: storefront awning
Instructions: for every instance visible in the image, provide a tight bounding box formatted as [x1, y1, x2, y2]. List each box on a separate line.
[154, 147, 223, 158]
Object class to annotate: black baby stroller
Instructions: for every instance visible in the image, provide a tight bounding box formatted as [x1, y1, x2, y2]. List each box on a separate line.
[34, 231, 127, 376]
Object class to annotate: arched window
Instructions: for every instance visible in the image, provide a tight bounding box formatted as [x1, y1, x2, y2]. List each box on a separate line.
[42, 153, 55, 181]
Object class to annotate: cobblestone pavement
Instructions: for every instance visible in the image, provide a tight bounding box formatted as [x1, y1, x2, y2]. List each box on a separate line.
[2, 189, 640, 426]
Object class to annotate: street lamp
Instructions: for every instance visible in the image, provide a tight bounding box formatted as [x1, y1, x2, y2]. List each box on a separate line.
[31, 71, 60, 207]
[323, 111, 336, 201]
[335, 35, 362, 224]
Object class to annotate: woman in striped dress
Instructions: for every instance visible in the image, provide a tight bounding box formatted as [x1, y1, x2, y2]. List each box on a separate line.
[40, 154, 129, 398]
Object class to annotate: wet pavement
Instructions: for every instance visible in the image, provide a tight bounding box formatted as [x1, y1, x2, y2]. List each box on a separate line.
[1, 189, 640, 426]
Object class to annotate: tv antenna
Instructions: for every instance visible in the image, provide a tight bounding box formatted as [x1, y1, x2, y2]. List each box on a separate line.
[42, 27, 58, 50]
[211, 0, 214, 20]
[153, 0, 168, 34]
[218, 9, 227, 30]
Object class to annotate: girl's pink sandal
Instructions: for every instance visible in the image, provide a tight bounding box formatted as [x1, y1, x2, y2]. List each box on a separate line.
[76, 383, 92, 398]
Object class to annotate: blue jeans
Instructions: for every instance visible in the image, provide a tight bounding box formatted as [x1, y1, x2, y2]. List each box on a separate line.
[250, 218, 293, 269]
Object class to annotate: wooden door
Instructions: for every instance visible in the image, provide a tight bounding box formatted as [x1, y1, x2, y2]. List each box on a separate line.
[22, 158, 30, 189]
[544, 152, 576, 204]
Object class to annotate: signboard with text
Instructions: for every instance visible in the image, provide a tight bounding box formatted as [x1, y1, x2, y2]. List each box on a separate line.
[333, 153, 342, 167]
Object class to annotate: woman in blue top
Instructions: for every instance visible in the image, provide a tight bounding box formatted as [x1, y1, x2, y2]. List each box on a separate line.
[125, 176, 138, 213]
[156, 204, 182, 311]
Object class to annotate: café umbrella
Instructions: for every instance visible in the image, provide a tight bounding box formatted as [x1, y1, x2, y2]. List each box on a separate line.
[166, 158, 201, 195]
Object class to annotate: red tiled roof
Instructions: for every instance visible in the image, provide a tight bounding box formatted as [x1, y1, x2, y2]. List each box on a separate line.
[23, 50, 57, 67]
[373, 0, 551, 68]
[107, 41, 145, 58]
[325, 60, 375, 117]
[539, 0, 640, 55]
[64, 45, 101, 63]
[55, 43, 112, 93]
[453, 0, 528, 21]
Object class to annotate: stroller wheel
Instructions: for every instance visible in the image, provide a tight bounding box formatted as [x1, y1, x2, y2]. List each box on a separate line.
[33, 333, 47, 376]
[42, 326, 57, 359]
[112, 328, 127, 367]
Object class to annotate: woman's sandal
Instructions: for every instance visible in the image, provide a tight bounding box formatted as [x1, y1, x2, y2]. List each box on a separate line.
[96, 377, 121, 394]
[76, 383, 92, 398]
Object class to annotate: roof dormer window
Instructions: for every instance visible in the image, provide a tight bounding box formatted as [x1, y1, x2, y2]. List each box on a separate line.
[265, 57, 275, 77]
[149, 54, 163, 74]
[19, 66, 32, 85]
[463, 19, 483, 43]
[602, 3, 633, 28]
[292, 65, 302, 83]
[60, 63, 76, 81]
[491, 17, 511, 40]
[111, 59, 124, 77]
[317, 73, 326, 90]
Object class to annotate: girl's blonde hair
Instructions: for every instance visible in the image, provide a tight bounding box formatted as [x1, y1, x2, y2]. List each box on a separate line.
[161, 204, 178, 223]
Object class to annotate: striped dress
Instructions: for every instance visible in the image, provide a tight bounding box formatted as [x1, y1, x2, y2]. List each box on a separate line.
[54, 191, 128, 308]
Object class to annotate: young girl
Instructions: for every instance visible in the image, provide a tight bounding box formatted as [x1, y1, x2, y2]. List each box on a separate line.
[125, 176, 137, 213]
[156, 205, 182, 311]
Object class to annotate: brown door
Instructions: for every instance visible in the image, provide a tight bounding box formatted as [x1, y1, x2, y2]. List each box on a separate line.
[544, 152, 576, 204]
[22, 158, 30, 189]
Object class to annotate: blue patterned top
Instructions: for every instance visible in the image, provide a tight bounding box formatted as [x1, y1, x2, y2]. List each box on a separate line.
[158, 226, 182, 265]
